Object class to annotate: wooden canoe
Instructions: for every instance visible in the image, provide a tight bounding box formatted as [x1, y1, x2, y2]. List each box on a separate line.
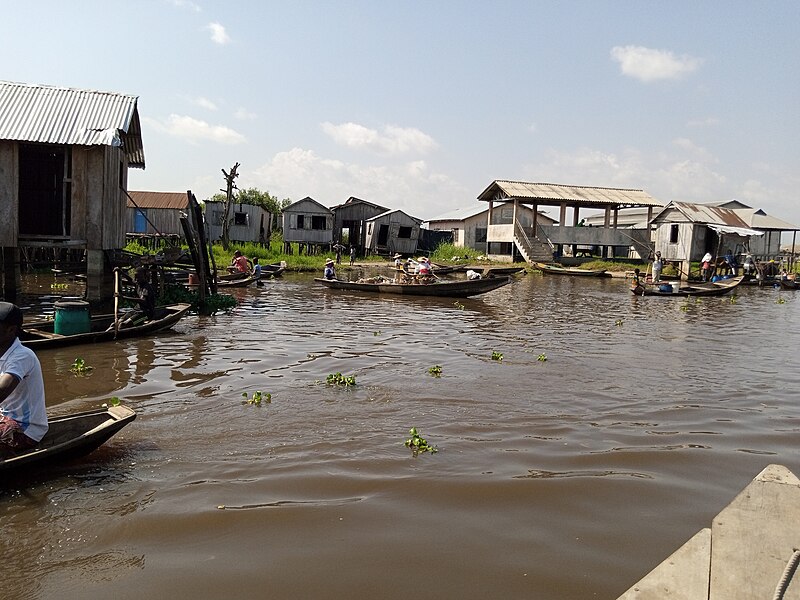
[20, 303, 192, 349]
[0, 405, 136, 473]
[534, 262, 610, 277]
[315, 276, 511, 297]
[779, 278, 799, 290]
[631, 275, 745, 297]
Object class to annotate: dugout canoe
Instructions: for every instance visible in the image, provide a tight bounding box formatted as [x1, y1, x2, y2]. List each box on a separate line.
[314, 275, 511, 297]
[20, 303, 192, 350]
[631, 275, 744, 297]
[0, 405, 136, 473]
[534, 262, 610, 277]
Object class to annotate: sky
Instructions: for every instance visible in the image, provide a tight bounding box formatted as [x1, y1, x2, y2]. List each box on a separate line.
[2, 1, 799, 232]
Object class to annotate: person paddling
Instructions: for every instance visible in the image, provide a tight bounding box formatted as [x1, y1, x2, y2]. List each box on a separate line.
[0, 302, 48, 457]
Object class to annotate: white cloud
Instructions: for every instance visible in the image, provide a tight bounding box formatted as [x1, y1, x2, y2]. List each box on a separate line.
[251, 147, 467, 217]
[143, 114, 246, 144]
[207, 22, 230, 45]
[321, 122, 438, 156]
[193, 96, 217, 111]
[610, 45, 702, 82]
[234, 107, 258, 120]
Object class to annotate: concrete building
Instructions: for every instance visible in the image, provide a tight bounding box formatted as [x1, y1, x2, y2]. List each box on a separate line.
[425, 203, 555, 256]
[477, 180, 663, 263]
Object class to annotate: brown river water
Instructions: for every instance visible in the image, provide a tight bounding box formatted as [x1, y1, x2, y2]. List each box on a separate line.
[2, 271, 799, 599]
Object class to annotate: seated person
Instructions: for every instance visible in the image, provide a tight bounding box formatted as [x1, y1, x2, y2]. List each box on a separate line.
[228, 250, 250, 274]
[323, 258, 336, 280]
[122, 267, 156, 322]
[0, 302, 48, 457]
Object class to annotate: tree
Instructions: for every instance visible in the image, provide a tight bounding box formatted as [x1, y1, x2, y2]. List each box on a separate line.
[220, 163, 240, 250]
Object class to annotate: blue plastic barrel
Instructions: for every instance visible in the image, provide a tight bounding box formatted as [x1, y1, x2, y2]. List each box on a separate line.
[53, 300, 91, 335]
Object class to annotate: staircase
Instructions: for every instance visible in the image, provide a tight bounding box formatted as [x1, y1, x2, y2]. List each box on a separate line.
[513, 222, 553, 263]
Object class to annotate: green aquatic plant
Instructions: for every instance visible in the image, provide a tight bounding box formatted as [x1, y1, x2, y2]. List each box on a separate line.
[428, 365, 442, 377]
[404, 427, 438, 455]
[242, 390, 271, 406]
[373, 330, 382, 336]
[453, 301, 465, 310]
[101, 396, 121, 408]
[615, 319, 623, 326]
[491, 351, 503, 361]
[777, 296, 786, 304]
[680, 304, 690, 312]
[70, 357, 93, 375]
[537, 353, 547, 362]
[326, 372, 356, 386]
[50, 283, 69, 290]
[729, 295, 737, 304]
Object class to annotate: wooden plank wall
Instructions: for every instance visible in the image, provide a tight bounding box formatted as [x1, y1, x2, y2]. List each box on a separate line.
[0, 141, 18, 246]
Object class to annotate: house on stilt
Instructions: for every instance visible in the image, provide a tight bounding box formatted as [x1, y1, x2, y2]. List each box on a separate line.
[0, 80, 145, 301]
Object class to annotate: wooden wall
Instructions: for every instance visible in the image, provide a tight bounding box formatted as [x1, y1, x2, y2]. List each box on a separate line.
[0, 141, 18, 246]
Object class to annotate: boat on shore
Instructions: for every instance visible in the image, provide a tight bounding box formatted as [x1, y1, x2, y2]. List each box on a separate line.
[534, 262, 610, 277]
[0, 405, 136, 473]
[315, 275, 512, 297]
[21, 303, 192, 349]
[631, 275, 744, 297]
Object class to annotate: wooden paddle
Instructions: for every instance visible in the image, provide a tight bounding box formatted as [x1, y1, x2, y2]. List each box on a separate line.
[113, 268, 120, 338]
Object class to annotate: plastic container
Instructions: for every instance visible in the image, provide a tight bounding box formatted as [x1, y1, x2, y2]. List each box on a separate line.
[53, 300, 91, 335]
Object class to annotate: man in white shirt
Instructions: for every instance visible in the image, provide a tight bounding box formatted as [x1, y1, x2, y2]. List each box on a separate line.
[0, 302, 48, 456]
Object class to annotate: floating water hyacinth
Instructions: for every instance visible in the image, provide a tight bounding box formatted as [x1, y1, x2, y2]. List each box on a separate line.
[404, 427, 437, 455]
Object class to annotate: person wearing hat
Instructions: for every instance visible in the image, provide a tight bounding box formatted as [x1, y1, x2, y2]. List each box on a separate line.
[0, 302, 48, 456]
[652, 251, 664, 283]
[323, 258, 337, 280]
[417, 256, 435, 283]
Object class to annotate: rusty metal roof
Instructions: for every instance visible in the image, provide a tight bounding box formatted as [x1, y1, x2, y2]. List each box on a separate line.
[653, 201, 754, 229]
[127, 191, 188, 210]
[477, 180, 663, 207]
[0, 80, 145, 168]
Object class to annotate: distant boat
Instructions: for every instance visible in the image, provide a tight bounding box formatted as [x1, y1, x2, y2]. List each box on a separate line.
[315, 275, 512, 297]
[632, 275, 744, 297]
[534, 262, 609, 277]
[21, 303, 192, 349]
[0, 405, 136, 474]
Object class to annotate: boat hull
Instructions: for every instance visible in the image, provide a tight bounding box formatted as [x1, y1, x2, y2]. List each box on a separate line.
[534, 262, 609, 277]
[21, 303, 192, 349]
[632, 276, 744, 297]
[315, 276, 511, 297]
[0, 405, 136, 473]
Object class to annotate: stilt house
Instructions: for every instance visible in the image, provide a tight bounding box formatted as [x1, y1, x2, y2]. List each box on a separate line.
[0, 81, 145, 299]
[204, 200, 272, 245]
[330, 197, 388, 256]
[364, 209, 421, 256]
[477, 180, 663, 263]
[281, 197, 333, 253]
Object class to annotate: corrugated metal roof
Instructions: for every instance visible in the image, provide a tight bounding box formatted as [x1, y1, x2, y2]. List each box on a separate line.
[477, 180, 663, 207]
[653, 201, 753, 228]
[0, 80, 145, 168]
[732, 209, 800, 231]
[128, 191, 188, 210]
